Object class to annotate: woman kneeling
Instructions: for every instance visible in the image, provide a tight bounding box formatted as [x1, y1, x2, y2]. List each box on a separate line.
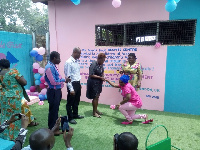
[106, 75, 149, 125]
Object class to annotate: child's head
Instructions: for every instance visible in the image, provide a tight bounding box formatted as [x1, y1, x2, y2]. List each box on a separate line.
[114, 132, 138, 150]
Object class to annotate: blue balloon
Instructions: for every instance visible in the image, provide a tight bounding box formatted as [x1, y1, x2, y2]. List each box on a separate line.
[36, 54, 43, 61]
[174, 0, 180, 3]
[165, 1, 177, 12]
[30, 50, 38, 57]
[39, 94, 45, 101]
[71, 0, 80, 5]
[35, 79, 41, 85]
[45, 94, 47, 100]
[34, 73, 41, 80]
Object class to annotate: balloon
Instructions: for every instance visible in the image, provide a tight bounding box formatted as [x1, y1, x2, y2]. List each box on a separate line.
[71, 0, 81, 5]
[33, 62, 40, 69]
[38, 47, 46, 55]
[33, 68, 38, 73]
[38, 101, 44, 105]
[45, 94, 47, 99]
[155, 42, 161, 48]
[112, 0, 121, 8]
[36, 54, 43, 61]
[35, 79, 41, 85]
[41, 88, 47, 95]
[38, 67, 45, 74]
[30, 86, 36, 92]
[40, 76, 45, 83]
[40, 83, 46, 89]
[34, 73, 41, 80]
[174, 0, 180, 3]
[33, 48, 39, 52]
[39, 94, 45, 100]
[165, 1, 177, 12]
[30, 50, 38, 57]
[110, 105, 116, 109]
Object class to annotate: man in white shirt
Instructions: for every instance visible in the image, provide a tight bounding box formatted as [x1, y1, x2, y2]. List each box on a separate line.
[64, 47, 84, 124]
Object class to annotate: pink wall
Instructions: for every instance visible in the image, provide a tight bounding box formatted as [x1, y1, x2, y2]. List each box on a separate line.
[48, 0, 169, 111]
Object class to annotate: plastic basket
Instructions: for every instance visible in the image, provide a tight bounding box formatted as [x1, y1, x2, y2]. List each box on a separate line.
[145, 125, 181, 150]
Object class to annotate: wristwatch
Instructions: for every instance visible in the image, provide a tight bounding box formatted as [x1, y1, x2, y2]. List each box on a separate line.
[1, 120, 10, 129]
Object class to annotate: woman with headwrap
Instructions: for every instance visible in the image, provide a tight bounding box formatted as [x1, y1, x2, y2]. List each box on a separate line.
[106, 75, 151, 125]
[119, 53, 143, 91]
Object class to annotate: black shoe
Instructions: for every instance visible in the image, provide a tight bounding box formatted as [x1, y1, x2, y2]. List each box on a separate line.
[69, 119, 77, 124]
[74, 115, 84, 119]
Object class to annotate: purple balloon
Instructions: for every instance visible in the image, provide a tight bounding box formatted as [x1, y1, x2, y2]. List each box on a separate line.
[40, 83, 46, 89]
[40, 76, 45, 83]
[33, 68, 38, 73]
[30, 86, 36, 92]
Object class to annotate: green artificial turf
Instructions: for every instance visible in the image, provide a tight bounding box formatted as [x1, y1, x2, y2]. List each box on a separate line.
[24, 100, 200, 150]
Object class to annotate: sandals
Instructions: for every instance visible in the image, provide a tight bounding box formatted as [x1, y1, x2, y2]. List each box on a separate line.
[96, 110, 103, 115]
[140, 114, 153, 124]
[93, 113, 101, 118]
[28, 122, 39, 127]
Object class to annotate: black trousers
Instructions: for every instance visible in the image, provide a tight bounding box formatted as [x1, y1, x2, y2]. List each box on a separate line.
[47, 88, 62, 129]
[66, 81, 81, 121]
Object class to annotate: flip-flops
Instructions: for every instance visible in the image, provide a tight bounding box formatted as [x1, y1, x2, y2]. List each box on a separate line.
[93, 113, 101, 118]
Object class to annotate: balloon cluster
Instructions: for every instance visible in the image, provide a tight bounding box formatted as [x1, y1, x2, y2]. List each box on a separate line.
[30, 47, 45, 61]
[30, 47, 47, 103]
[112, 0, 121, 8]
[71, 0, 81, 5]
[165, 0, 180, 12]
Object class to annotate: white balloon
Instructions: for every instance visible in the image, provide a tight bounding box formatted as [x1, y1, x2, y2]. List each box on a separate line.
[38, 47, 46, 55]
[112, 0, 121, 8]
[33, 47, 39, 52]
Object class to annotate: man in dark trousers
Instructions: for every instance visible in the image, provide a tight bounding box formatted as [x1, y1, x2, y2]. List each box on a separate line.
[64, 47, 84, 124]
[45, 51, 70, 129]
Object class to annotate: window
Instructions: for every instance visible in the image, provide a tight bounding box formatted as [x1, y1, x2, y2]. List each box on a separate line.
[159, 20, 196, 45]
[95, 19, 196, 46]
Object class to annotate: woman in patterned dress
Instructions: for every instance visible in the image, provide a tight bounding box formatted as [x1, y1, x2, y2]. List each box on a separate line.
[0, 59, 38, 140]
[0, 59, 27, 140]
[120, 53, 143, 91]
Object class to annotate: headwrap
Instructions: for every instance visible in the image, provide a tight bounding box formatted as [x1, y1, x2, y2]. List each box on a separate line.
[120, 75, 130, 84]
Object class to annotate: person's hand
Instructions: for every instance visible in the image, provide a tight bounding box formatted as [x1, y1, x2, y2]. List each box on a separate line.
[137, 81, 141, 88]
[116, 104, 121, 109]
[51, 117, 62, 135]
[70, 91, 75, 96]
[63, 127, 74, 148]
[100, 77, 105, 81]
[119, 70, 124, 74]
[65, 77, 71, 83]
[21, 114, 29, 129]
[7, 113, 21, 125]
